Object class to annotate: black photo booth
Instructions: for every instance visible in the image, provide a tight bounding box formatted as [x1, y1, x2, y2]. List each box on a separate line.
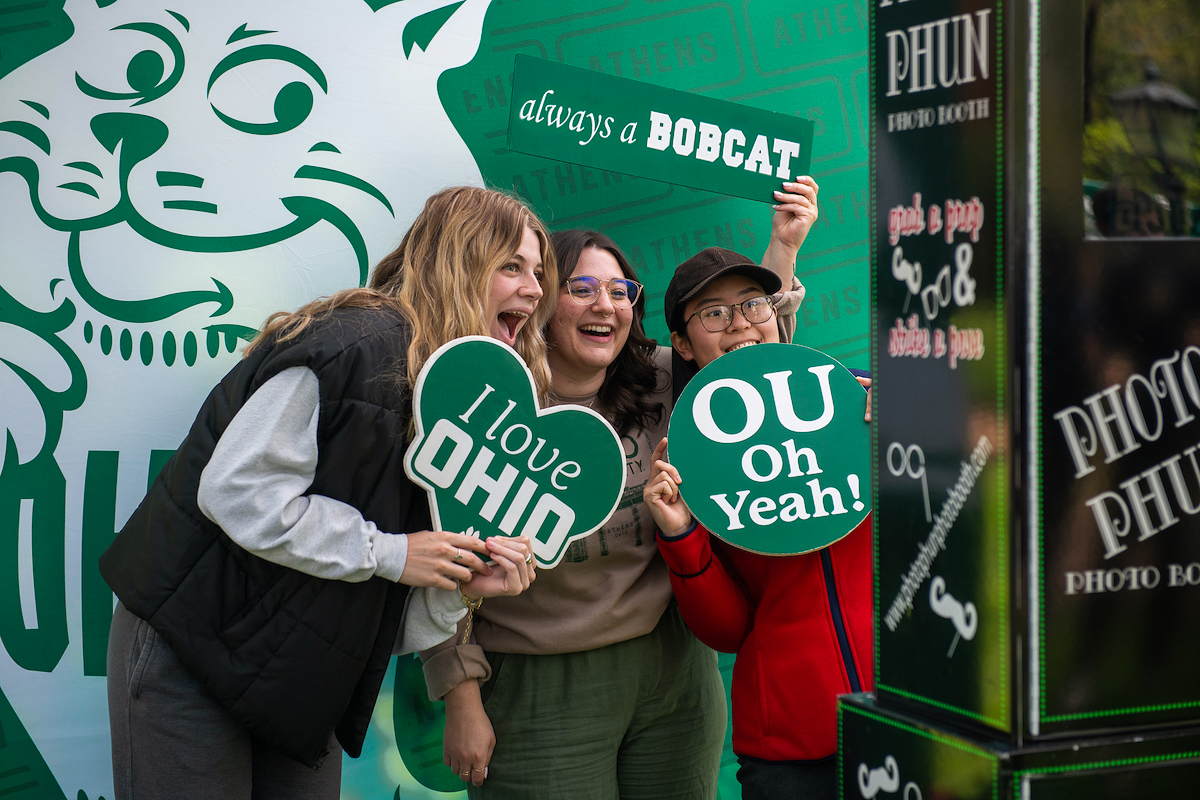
[847, 0, 1200, 795]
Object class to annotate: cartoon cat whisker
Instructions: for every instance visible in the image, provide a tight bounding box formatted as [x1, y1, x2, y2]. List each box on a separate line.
[0, 119, 51, 154]
[66, 161, 103, 177]
[294, 165, 393, 216]
[59, 182, 100, 198]
[163, 200, 218, 214]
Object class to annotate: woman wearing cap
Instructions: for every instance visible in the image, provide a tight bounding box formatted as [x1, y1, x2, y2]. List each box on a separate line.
[643, 249, 873, 799]
[423, 179, 820, 798]
[101, 186, 545, 800]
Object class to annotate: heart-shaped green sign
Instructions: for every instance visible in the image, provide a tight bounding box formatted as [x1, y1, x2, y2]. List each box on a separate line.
[404, 336, 626, 567]
[668, 343, 870, 555]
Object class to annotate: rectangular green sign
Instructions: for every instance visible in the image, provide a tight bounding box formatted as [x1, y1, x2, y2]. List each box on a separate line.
[507, 54, 815, 203]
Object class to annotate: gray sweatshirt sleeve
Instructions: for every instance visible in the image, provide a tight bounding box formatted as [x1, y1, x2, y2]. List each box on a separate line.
[397, 587, 469, 654]
[774, 275, 806, 344]
[196, 366, 410, 582]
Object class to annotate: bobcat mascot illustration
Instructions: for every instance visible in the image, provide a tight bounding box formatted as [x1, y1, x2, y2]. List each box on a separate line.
[0, 0, 492, 795]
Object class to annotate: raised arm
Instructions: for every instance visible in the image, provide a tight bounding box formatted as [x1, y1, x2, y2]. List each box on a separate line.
[760, 176, 820, 288]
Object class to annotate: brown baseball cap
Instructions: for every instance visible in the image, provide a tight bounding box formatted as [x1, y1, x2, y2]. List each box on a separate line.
[664, 247, 782, 334]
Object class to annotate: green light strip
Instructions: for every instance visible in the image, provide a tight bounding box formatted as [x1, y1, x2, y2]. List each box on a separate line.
[1013, 750, 1200, 778]
[1045, 698, 1200, 723]
[842, 705, 1001, 775]
[878, 684, 1006, 729]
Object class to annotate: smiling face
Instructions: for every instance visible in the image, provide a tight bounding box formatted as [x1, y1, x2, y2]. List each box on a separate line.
[670, 273, 779, 370]
[546, 247, 635, 394]
[0, 0, 493, 374]
[0, 0, 495, 470]
[485, 226, 545, 347]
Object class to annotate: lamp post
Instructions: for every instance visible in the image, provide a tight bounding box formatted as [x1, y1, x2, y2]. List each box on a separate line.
[1111, 62, 1199, 236]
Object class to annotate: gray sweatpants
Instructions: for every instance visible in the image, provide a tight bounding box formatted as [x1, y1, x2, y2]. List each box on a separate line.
[107, 602, 342, 800]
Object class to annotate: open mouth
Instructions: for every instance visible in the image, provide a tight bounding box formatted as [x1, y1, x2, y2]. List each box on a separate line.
[725, 340, 759, 354]
[579, 323, 614, 341]
[498, 310, 529, 341]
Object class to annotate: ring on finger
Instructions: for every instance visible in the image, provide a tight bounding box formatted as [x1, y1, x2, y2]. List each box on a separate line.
[472, 767, 487, 773]
[525, 554, 534, 565]
[460, 771, 470, 777]
[454, 548, 463, 561]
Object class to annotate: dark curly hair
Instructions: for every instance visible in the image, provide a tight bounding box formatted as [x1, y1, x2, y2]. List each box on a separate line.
[547, 230, 665, 437]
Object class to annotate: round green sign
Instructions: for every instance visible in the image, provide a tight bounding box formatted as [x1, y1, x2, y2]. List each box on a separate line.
[668, 343, 870, 555]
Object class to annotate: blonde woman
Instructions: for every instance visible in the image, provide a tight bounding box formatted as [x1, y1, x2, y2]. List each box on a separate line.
[100, 187, 550, 800]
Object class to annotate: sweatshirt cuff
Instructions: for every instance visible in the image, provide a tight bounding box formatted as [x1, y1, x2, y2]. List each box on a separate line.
[426, 586, 469, 627]
[372, 532, 409, 582]
[421, 644, 492, 701]
[656, 522, 712, 575]
[656, 520, 698, 542]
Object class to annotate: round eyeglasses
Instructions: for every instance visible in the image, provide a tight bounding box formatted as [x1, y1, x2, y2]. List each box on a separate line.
[685, 295, 775, 332]
[565, 276, 643, 308]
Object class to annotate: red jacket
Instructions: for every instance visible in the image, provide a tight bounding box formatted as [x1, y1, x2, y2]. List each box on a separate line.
[656, 515, 873, 762]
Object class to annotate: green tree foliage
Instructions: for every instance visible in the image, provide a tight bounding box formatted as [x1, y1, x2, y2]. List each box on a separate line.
[1085, 0, 1200, 231]
[1083, 117, 1138, 184]
[1088, 0, 1200, 122]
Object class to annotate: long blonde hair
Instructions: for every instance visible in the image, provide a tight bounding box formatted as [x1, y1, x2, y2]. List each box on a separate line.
[246, 187, 557, 399]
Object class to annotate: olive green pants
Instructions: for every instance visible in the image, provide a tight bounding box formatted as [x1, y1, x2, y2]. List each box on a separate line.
[470, 603, 726, 800]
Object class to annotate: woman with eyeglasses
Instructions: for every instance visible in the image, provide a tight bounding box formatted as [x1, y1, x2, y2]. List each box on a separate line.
[642, 244, 873, 800]
[422, 179, 820, 799]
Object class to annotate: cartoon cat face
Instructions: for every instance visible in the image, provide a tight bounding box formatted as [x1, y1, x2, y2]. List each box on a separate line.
[0, 1, 492, 795]
[0, 0, 491, 466]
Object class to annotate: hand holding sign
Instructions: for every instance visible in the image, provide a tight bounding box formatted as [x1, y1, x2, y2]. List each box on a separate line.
[398, 529, 493, 590]
[404, 336, 626, 568]
[770, 177, 822, 252]
[667, 343, 870, 555]
[460, 535, 537, 600]
[643, 438, 693, 538]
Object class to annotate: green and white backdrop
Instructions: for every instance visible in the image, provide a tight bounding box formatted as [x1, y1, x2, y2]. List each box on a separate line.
[0, 1, 867, 796]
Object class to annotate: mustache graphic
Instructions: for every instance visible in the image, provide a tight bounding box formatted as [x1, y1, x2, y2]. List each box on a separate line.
[858, 755, 899, 798]
[929, 575, 978, 657]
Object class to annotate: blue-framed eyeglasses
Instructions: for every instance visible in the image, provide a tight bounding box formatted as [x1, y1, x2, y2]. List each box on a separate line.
[565, 276, 643, 308]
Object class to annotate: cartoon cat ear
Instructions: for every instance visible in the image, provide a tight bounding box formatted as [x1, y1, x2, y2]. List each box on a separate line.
[395, 0, 491, 71]
[0, 0, 74, 81]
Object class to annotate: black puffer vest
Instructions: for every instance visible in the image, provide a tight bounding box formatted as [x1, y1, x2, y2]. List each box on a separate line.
[100, 307, 429, 767]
